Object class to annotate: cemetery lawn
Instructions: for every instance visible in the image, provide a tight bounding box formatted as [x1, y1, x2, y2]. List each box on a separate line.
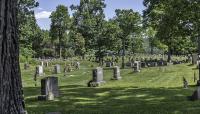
[22, 62, 200, 114]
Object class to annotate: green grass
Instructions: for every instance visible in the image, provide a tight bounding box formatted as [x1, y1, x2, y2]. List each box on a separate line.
[21, 61, 200, 114]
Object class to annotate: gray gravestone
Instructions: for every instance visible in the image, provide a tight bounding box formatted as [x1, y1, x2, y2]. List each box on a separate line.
[191, 87, 200, 100]
[75, 62, 80, 69]
[24, 63, 29, 70]
[40, 61, 44, 67]
[36, 65, 43, 76]
[45, 61, 49, 67]
[54, 64, 61, 74]
[88, 67, 105, 87]
[141, 62, 146, 68]
[192, 54, 198, 65]
[41, 76, 59, 97]
[133, 61, 140, 73]
[126, 62, 134, 68]
[112, 66, 121, 80]
[106, 62, 112, 67]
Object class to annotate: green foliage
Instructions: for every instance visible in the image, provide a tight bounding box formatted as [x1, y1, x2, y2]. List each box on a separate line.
[143, 0, 198, 54]
[50, 5, 71, 58]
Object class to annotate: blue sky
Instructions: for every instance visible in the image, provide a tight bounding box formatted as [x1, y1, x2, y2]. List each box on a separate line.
[34, 0, 145, 30]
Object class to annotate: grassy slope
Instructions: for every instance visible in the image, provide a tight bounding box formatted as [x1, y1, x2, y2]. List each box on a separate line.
[21, 61, 200, 114]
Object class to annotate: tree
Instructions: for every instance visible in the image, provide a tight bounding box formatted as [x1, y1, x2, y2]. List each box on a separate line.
[50, 5, 71, 58]
[115, 9, 142, 68]
[71, 0, 106, 63]
[143, 0, 197, 61]
[102, 20, 122, 52]
[0, 0, 25, 113]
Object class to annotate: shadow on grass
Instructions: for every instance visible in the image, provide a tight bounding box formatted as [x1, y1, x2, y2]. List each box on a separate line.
[24, 85, 200, 114]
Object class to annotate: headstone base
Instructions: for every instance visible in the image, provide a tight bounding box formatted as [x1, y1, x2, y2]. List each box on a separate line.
[88, 80, 106, 87]
[38, 95, 47, 101]
[197, 80, 200, 86]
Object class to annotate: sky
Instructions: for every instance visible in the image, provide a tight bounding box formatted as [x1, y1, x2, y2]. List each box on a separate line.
[34, 0, 145, 30]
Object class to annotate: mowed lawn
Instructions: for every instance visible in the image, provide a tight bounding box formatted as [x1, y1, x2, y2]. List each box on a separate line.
[21, 61, 200, 114]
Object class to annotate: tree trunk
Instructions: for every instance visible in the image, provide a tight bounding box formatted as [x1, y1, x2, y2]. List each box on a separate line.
[0, 0, 25, 113]
[167, 47, 172, 62]
[122, 39, 125, 69]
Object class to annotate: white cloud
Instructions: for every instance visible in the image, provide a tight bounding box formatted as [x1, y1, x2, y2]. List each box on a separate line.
[37, 7, 44, 10]
[35, 11, 52, 19]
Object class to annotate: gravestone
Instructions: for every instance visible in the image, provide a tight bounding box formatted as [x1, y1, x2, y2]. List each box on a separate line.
[75, 62, 80, 69]
[197, 60, 200, 68]
[133, 61, 140, 73]
[112, 66, 121, 80]
[192, 54, 198, 65]
[157, 58, 164, 66]
[141, 62, 146, 68]
[45, 61, 49, 67]
[36, 65, 43, 76]
[106, 62, 112, 67]
[24, 63, 29, 70]
[191, 86, 200, 101]
[41, 76, 59, 97]
[126, 62, 134, 68]
[152, 62, 158, 67]
[183, 77, 188, 89]
[88, 67, 105, 87]
[40, 61, 44, 67]
[54, 64, 61, 74]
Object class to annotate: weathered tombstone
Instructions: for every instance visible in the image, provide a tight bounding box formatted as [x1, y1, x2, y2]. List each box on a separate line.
[192, 53, 198, 65]
[157, 58, 164, 66]
[191, 86, 200, 101]
[40, 61, 44, 67]
[183, 77, 188, 89]
[88, 67, 105, 87]
[36, 65, 43, 76]
[106, 62, 112, 67]
[45, 61, 49, 67]
[141, 62, 146, 68]
[152, 62, 158, 67]
[126, 62, 133, 68]
[41, 76, 59, 97]
[54, 64, 61, 74]
[24, 62, 29, 70]
[75, 62, 80, 69]
[112, 66, 121, 80]
[133, 61, 140, 73]
[194, 71, 197, 83]
[197, 60, 200, 68]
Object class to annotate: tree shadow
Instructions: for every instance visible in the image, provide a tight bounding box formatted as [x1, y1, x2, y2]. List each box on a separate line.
[24, 85, 200, 114]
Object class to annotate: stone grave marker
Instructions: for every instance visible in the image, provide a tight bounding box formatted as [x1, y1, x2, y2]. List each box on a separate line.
[191, 86, 200, 101]
[141, 62, 146, 68]
[126, 62, 134, 68]
[24, 62, 29, 70]
[183, 77, 188, 89]
[112, 66, 121, 80]
[106, 62, 112, 67]
[192, 53, 198, 65]
[45, 61, 49, 67]
[54, 64, 61, 74]
[75, 61, 80, 69]
[36, 65, 43, 76]
[133, 61, 140, 73]
[41, 76, 59, 98]
[40, 61, 44, 67]
[157, 58, 164, 66]
[88, 67, 105, 87]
